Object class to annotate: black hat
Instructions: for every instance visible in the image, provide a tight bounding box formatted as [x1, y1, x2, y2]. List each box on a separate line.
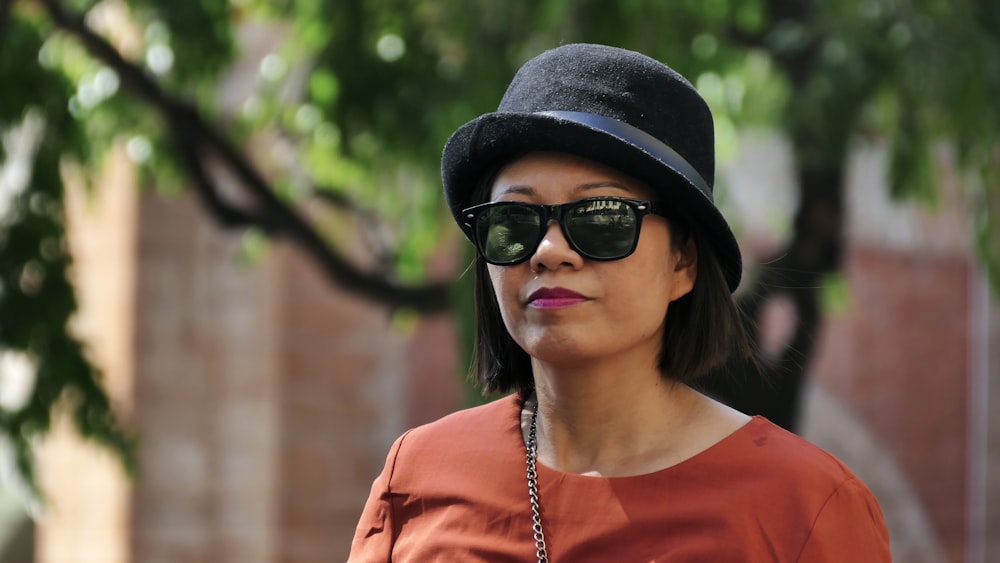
[441, 43, 741, 291]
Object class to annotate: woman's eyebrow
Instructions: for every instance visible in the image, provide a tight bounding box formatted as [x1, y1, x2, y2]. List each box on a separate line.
[494, 181, 631, 199]
[575, 181, 631, 193]
[494, 185, 535, 198]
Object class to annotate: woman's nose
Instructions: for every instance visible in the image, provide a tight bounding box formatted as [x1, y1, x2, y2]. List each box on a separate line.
[529, 221, 584, 272]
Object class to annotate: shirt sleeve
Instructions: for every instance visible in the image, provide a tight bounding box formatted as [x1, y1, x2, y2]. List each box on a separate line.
[347, 431, 410, 563]
[797, 478, 892, 562]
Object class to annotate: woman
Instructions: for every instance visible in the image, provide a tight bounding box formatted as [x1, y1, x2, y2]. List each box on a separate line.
[349, 43, 891, 562]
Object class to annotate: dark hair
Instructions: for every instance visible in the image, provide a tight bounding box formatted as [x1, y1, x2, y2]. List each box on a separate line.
[466, 163, 755, 395]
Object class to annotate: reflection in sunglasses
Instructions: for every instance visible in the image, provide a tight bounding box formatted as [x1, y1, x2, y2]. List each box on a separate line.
[580, 199, 625, 213]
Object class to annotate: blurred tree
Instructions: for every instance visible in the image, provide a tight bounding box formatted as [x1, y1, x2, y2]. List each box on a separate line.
[0, 0, 997, 492]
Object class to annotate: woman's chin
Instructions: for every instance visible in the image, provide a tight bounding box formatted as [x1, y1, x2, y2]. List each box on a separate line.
[519, 335, 595, 366]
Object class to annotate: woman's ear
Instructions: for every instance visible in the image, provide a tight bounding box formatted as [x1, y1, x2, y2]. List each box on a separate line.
[669, 237, 697, 302]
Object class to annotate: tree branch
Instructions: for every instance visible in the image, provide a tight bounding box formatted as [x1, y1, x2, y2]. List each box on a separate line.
[312, 188, 397, 271]
[170, 126, 269, 229]
[40, 0, 451, 312]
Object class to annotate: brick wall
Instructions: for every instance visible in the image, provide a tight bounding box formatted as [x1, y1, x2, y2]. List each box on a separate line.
[40, 141, 463, 562]
[273, 245, 404, 561]
[128, 193, 462, 561]
[130, 189, 280, 563]
[987, 291, 1000, 560]
[811, 246, 971, 562]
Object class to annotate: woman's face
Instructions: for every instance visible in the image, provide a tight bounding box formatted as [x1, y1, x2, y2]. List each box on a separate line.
[487, 152, 697, 368]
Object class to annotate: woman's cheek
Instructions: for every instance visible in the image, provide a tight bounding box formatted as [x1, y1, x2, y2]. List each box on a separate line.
[488, 266, 523, 333]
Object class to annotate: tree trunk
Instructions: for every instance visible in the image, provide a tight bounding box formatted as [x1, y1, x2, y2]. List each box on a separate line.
[702, 148, 845, 431]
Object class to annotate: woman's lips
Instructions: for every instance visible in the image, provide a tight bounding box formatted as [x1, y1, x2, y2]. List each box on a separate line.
[527, 287, 588, 309]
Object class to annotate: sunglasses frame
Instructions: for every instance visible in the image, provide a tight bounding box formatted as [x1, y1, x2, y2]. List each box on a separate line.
[460, 196, 670, 265]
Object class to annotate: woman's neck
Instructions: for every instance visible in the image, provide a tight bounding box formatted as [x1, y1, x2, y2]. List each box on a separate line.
[528, 358, 748, 477]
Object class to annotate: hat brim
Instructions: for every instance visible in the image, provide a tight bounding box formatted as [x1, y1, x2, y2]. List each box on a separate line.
[441, 111, 742, 291]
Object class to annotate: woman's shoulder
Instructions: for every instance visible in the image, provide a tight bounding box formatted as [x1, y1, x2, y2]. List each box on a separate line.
[730, 418, 890, 558]
[383, 394, 526, 492]
[700, 416, 869, 501]
[737, 417, 857, 476]
[392, 394, 523, 463]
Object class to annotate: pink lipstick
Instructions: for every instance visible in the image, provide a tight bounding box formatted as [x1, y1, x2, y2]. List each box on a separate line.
[527, 287, 587, 310]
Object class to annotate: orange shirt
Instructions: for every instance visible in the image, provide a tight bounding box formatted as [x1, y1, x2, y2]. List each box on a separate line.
[350, 394, 891, 562]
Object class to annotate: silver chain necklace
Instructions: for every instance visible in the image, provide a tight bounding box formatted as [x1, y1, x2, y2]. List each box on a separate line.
[526, 401, 549, 563]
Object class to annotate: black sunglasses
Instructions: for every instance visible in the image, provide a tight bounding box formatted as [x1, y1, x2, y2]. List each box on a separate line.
[460, 196, 669, 265]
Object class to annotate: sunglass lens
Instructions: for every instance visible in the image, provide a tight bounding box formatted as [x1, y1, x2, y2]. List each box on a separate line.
[477, 205, 542, 264]
[565, 200, 638, 259]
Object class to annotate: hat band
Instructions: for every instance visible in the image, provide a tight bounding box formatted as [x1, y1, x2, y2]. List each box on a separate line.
[535, 110, 711, 199]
